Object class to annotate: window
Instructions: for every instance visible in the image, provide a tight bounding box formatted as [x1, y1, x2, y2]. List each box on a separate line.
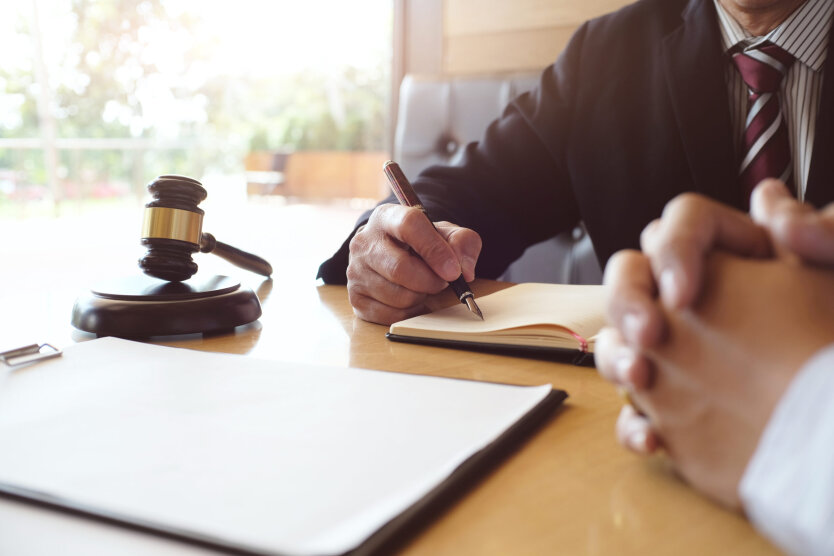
[1, 0, 391, 290]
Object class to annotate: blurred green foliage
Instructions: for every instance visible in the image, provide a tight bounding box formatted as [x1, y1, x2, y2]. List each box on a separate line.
[0, 0, 389, 202]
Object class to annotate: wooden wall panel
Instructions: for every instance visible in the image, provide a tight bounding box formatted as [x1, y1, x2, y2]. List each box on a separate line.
[442, 0, 633, 75]
[445, 0, 630, 35]
[444, 27, 577, 75]
[283, 152, 388, 199]
[405, 0, 444, 75]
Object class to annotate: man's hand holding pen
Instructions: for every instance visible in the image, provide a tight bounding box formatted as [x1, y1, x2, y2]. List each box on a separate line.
[347, 203, 482, 325]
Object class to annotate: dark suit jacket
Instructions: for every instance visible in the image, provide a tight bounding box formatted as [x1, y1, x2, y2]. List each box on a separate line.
[318, 0, 834, 284]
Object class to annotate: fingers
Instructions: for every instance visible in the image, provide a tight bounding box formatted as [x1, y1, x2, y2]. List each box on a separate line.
[347, 259, 426, 309]
[616, 404, 660, 455]
[604, 250, 665, 350]
[346, 205, 482, 324]
[346, 251, 431, 325]
[353, 206, 449, 293]
[435, 222, 482, 282]
[602, 251, 663, 457]
[751, 179, 834, 266]
[596, 326, 654, 391]
[376, 205, 462, 282]
[749, 178, 804, 224]
[348, 291, 427, 325]
[640, 193, 773, 309]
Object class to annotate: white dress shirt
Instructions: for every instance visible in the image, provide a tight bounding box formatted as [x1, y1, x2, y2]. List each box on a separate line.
[740, 344, 834, 556]
[713, 0, 834, 200]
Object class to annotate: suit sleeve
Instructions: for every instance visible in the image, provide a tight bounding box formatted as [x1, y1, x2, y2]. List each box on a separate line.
[316, 24, 590, 284]
[739, 344, 834, 556]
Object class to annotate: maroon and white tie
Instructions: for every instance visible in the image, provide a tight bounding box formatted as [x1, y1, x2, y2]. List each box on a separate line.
[732, 43, 795, 204]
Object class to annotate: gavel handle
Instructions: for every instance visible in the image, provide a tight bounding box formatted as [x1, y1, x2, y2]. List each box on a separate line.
[200, 233, 273, 277]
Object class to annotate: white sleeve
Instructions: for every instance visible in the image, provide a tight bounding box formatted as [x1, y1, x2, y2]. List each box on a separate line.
[739, 344, 834, 556]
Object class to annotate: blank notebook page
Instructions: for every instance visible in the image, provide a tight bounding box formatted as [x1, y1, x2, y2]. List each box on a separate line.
[0, 337, 553, 556]
[393, 283, 605, 339]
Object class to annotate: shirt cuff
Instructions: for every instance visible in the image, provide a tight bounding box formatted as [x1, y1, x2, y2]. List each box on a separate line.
[739, 344, 834, 556]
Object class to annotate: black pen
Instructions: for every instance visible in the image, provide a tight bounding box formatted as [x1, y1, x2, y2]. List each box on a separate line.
[382, 160, 484, 320]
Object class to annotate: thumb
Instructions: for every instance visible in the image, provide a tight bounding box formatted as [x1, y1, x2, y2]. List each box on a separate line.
[435, 222, 482, 282]
[773, 203, 834, 266]
[751, 179, 834, 265]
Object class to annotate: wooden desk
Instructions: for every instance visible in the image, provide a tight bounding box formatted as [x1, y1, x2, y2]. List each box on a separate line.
[0, 271, 778, 555]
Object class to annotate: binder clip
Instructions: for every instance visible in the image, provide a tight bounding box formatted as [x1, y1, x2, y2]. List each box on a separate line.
[0, 343, 62, 368]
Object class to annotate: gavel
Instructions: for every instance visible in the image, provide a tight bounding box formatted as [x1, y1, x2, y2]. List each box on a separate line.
[139, 175, 273, 282]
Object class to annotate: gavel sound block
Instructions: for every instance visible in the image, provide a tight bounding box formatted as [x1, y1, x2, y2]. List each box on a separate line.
[71, 175, 272, 338]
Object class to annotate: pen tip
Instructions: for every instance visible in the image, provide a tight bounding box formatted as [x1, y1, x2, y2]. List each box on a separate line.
[464, 296, 484, 321]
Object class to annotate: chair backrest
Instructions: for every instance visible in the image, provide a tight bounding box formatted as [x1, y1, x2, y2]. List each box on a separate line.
[393, 74, 602, 285]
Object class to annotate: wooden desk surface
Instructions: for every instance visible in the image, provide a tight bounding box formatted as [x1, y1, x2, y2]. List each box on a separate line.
[0, 206, 778, 555]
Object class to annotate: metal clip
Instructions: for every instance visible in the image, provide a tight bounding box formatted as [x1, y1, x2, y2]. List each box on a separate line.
[0, 343, 62, 368]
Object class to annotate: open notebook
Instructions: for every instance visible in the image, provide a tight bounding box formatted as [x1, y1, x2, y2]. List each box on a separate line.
[0, 337, 565, 556]
[387, 283, 605, 366]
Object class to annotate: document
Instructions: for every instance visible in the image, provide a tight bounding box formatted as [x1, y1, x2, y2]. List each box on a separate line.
[0, 337, 563, 555]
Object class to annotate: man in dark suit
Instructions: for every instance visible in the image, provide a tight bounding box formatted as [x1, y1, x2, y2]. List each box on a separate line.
[318, 0, 833, 325]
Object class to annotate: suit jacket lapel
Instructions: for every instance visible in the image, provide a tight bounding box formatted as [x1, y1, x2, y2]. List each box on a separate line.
[804, 16, 834, 208]
[661, 0, 740, 208]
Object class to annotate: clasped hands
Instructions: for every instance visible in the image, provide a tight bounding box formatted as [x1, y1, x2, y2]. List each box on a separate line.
[597, 179, 834, 508]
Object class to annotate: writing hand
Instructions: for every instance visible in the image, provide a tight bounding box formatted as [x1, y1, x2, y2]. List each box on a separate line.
[346, 204, 482, 325]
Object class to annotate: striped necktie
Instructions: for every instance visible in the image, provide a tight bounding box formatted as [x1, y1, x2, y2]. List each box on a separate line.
[731, 43, 795, 204]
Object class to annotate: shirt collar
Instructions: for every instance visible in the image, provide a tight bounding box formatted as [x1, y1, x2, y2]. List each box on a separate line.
[713, 0, 834, 72]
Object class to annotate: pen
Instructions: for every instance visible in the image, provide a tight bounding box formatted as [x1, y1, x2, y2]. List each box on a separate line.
[382, 160, 484, 320]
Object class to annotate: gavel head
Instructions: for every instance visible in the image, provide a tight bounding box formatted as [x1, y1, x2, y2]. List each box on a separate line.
[139, 175, 207, 282]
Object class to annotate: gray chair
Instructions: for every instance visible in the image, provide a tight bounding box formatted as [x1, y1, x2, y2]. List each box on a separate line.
[393, 74, 603, 285]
